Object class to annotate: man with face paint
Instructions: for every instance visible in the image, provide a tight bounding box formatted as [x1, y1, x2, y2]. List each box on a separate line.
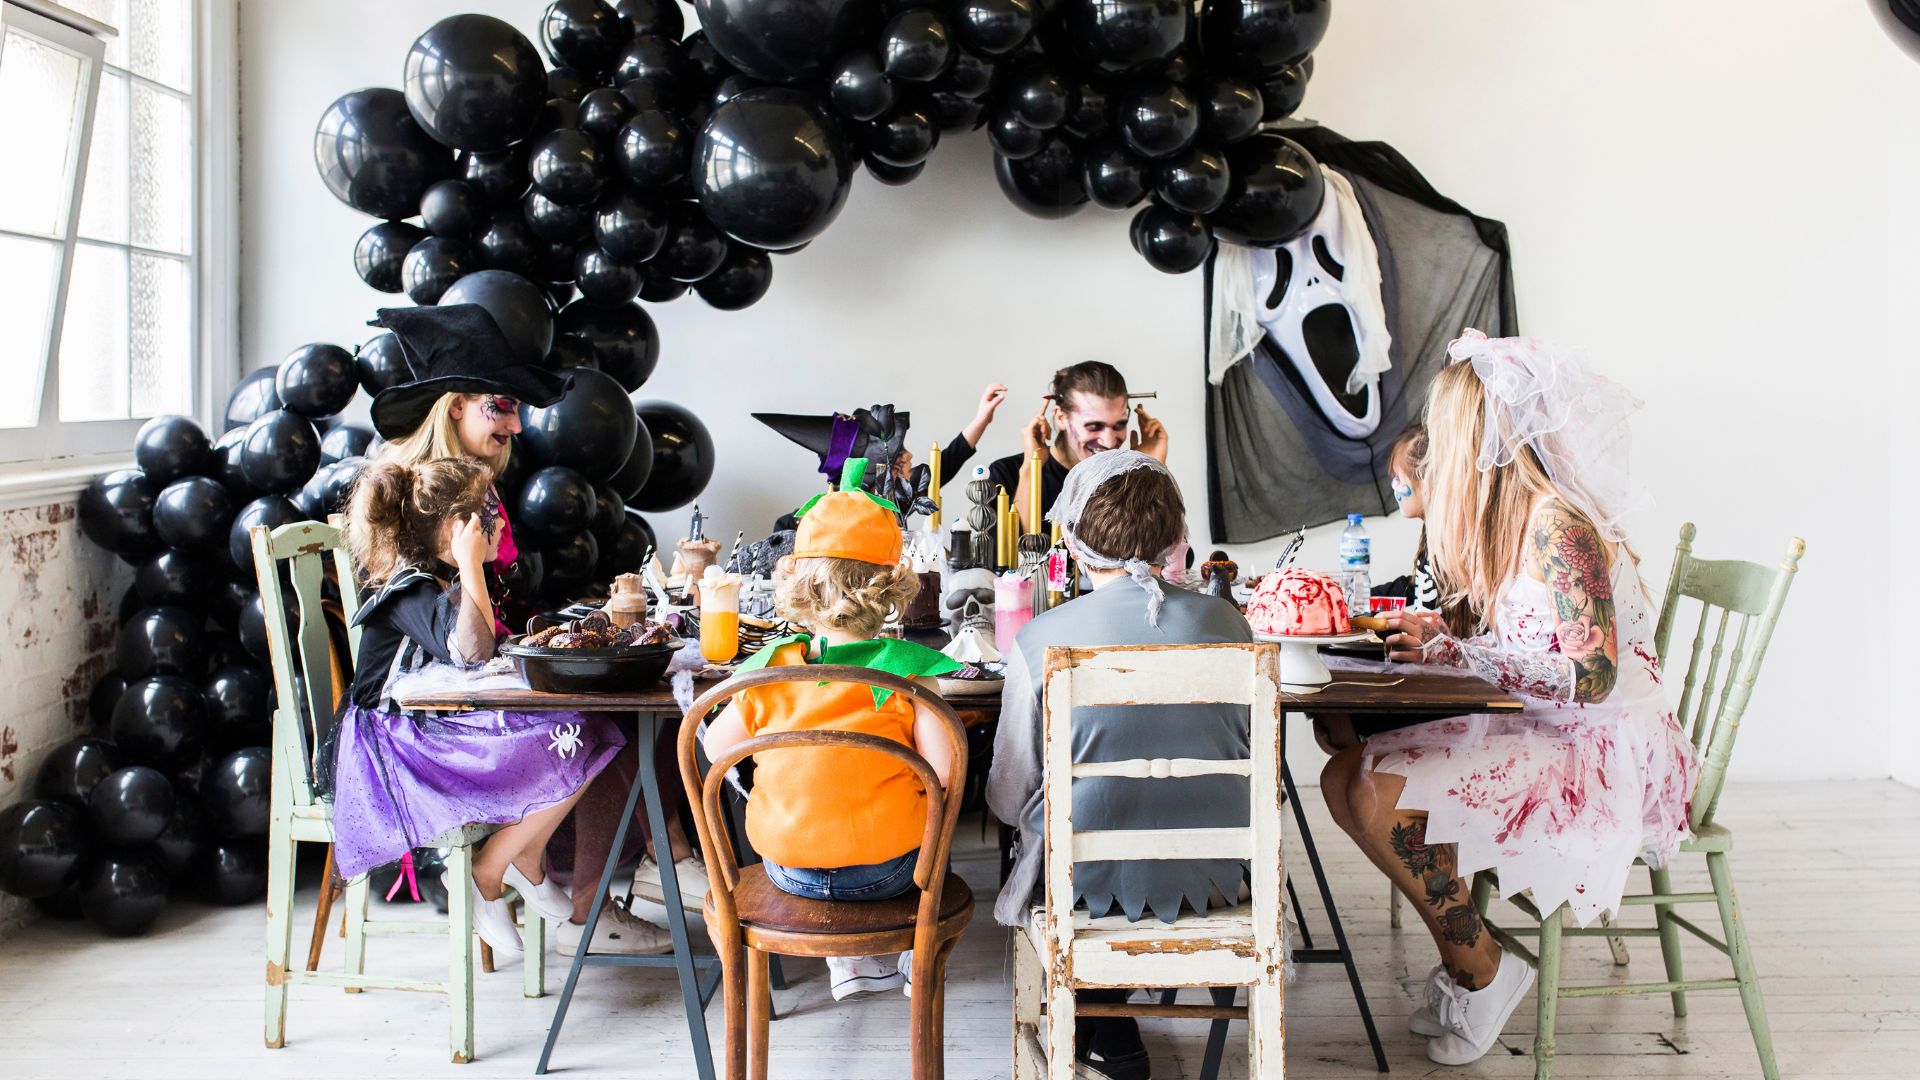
[987, 361, 1169, 533]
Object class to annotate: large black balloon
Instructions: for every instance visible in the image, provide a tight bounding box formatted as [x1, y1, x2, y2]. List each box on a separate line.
[111, 675, 205, 770]
[529, 129, 610, 206]
[238, 593, 278, 664]
[239, 410, 321, 495]
[203, 748, 272, 840]
[613, 35, 689, 107]
[956, 0, 1036, 55]
[118, 605, 203, 680]
[197, 840, 268, 906]
[34, 738, 124, 808]
[78, 850, 169, 936]
[1132, 203, 1214, 273]
[203, 665, 273, 753]
[620, 0, 685, 41]
[881, 8, 954, 82]
[201, 633, 248, 677]
[296, 459, 351, 519]
[1257, 56, 1310, 121]
[615, 110, 692, 188]
[319, 424, 376, 465]
[1203, 77, 1264, 142]
[206, 428, 255, 500]
[354, 333, 411, 396]
[440, 269, 555, 366]
[458, 146, 531, 205]
[607, 418, 655, 500]
[695, 245, 773, 310]
[593, 190, 668, 263]
[861, 103, 936, 167]
[475, 208, 542, 275]
[420, 178, 487, 238]
[516, 465, 597, 540]
[555, 299, 659, 390]
[589, 484, 627, 545]
[632, 400, 716, 512]
[134, 415, 209, 484]
[275, 344, 358, 419]
[1198, 0, 1329, 77]
[314, 87, 454, 219]
[210, 576, 256, 632]
[1066, 0, 1187, 72]
[695, 87, 854, 251]
[654, 203, 729, 282]
[1117, 80, 1200, 159]
[228, 495, 303, 573]
[578, 86, 637, 142]
[543, 0, 630, 73]
[994, 139, 1089, 218]
[133, 550, 217, 608]
[78, 469, 160, 556]
[597, 518, 651, 578]
[519, 368, 638, 481]
[354, 221, 426, 293]
[150, 795, 206, 879]
[1210, 132, 1323, 245]
[573, 246, 644, 306]
[0, 801, 90, 900]
[401, 235, 473, 304]
[542, 530, 602, 598]
[1158, 144, 1231, 214]
[830, 49, 893, 121]
[693, 0, 873, 83]
[87, 765, 175, 846]
[1082, 137, 1150, 209]
[403, 15, 547, 151]
[224, 366, 282, 432]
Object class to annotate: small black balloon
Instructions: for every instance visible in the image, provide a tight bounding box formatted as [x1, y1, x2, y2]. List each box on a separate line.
[1062, 81, 1110, 139]
[1117, 80, 1201, 159]
[681, 29, 729, 83]
[150, 795, 206, 879]
[882, 8, 954, 82]
[472, 208, 541, 276]
[937, 49, 996, 99]
[606, 419, 655, 500]
[1132, 203, 1215, 273]
[1007, 65, 1075, 129]
[203, 665, 273, 752]
[1157, 144, 1231, 215]
[151, 476, 234, 552]
[78, 850, 170, 936]
[1198, 0, 1329, 78]
[865, 156, 925, 185]
[516, 465, 598, 540]
[542, 0, 630, 73]
[401, 236, 473, 304]
[210, 576, 255, 631]
[203, 747, 272, 840]
[1082, 137, 1151, 209]
[1067, 0, 1187, 73]
[529, 129, 610, 206]
[654, 203, 728, 282]
[578, 86, 637, 141]
[89, 671, 129, 729]
[228, 494, 303, 573]
[402, 14, 548, 151]
[955, 0, 1036, 56]
[692, 0, 866, 83]
[440, 269, 556, 366]
[589, 484, 627, 544]
[354, 333, 411, 396]
[353, 221, 426, 293]
[541, 530, 602, 599]
[1257, 57, 1310, 121]
[239, 410, 321, 495]
[314, 87, 454, 219]
[925, 92, 986, 133]
[34, 738, 125, 808]
[615, 110, 692, 188]
[458, 146, 531, 205]
[523, 188, 595, 243]
[987, 109, 1048, 160]
[994, 139, 1089, 218]
[613, 34, 688, 107]
[0, 800, 90, 900]
[1210, 132, 1324, 246]
[861, 103, 937, 168]
[133, 550, 217, 609]
[87, 765, 176, 846]
[547, 65, 596, 104]
[275, 344, 358, 419]
[420, 179, 487, 238]
[593, 190, 668, 263]
[1203, 77, 1264, 142]
[111, 674, 206, 771]
[597, 518, 651, 578]
[319, 424, 376, 465]
[694, 245, 773, 310]
[555, 299, 660, 391]
[574, 246, 645, 306]
[829, 49, 893, 122]
[224, 367, 282, 432]
[638, 264, 689, 302]
[134, 415, 209, 484]
[519, 368, 639, 482]
[197, 839, 269, 906]
[117, 605, 203, 680]
[631, 400, 716, 512]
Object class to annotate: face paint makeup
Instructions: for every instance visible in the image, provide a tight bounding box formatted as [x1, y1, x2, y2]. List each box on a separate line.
[1391, 476, 1413, 506]
[477, 396, 517, 423]
[480, 488, 503, 540]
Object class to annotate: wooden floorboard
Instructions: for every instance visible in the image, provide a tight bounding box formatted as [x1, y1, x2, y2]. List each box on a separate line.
[0, 780, 1914, 1078]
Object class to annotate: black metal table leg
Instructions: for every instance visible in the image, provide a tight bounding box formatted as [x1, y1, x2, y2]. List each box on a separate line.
[1286, 873, 1314, 950]
[1284, 760, 1389, 1073]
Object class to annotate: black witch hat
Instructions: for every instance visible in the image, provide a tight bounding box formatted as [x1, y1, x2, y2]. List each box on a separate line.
[753, 404, 911, 479]
[367, 305, 572, 438]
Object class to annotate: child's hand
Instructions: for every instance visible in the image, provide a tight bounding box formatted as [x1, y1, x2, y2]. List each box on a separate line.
[449, 513, 491, 572]
[974, 383, 1009, 426]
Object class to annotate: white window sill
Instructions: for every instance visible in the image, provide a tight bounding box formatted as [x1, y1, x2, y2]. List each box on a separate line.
[0, 454, 131, 512]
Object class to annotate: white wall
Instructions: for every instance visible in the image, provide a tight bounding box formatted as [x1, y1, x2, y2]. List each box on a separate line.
[242, 2, 1906, 780]
[1889, 31, 1920, 788]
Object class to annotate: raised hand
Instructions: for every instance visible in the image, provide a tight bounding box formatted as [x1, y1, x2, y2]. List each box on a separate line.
[1130, 404, 1168, 461]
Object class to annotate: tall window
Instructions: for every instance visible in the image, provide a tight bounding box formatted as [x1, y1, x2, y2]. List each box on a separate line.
[0, 0, 197, 468]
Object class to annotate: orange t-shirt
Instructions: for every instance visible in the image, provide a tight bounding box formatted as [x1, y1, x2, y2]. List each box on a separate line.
[732, 643, 928, 869]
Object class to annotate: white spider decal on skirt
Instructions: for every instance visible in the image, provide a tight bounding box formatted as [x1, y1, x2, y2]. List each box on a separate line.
[548, 722, 584, 759]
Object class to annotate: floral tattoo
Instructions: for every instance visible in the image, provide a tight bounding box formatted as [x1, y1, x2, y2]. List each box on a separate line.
[1389, 821, 1482, 947]
[1530, 503, 1618, 702]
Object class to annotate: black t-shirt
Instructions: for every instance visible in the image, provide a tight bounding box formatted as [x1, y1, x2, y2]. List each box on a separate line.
[347, 568, 459, 709]
[986, 451, 1071, 526]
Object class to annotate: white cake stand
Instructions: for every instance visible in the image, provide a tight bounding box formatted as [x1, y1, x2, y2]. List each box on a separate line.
[1253, 630, 1377, 691]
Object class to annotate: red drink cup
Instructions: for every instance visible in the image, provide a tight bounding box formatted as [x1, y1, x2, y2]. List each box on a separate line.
[1370, 596, 1408, 612]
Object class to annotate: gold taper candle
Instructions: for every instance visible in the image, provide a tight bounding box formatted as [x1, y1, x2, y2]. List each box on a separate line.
[996, 487, 1011, 568]
[1027, 449, 1043, 533]
[928, 442, 942, 529]
[1051, 521, 1062, 545]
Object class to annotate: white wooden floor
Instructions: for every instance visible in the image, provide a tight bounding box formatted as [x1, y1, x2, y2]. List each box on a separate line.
[0, 780, 1914, 1079]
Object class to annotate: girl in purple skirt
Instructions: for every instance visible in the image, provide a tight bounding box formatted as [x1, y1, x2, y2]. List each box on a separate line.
[331, 456, 624, 953]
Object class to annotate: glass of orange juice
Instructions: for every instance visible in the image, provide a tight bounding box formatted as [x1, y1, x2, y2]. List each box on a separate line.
[698, 566, 742, 664]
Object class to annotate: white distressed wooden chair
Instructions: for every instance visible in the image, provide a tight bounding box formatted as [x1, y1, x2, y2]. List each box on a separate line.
[254, 519, 543, 1065]
[1014, 643, 1286, 1079]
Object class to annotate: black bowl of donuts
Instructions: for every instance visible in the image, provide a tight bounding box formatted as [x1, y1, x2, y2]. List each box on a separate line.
[500, 611, 684, 693]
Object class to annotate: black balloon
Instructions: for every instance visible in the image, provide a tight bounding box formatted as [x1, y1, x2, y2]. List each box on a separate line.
[613, 35, 688, 106]
[695, 245, 774, 310]
[403, 14, 547, 151]
[938, 48, 996, 98]
[615, 110, 692, 188]
[555, 299, 660, 390]
[314, 87, 454, 219]
[1257, 56, 1310, 121]
[516, 465, 597, 540]
[87, 765, 175, 847]
[1067, 0, 1187, 72]
[994, 139, 1089, 218]
[597, 518, 651, 578]
[1081, 137, 1151, 209]
[203, 748, 272, 840]
[34, 738, 124, 808]
[1132, 203, 1214, 273]
[201, 633, 248, 677]
[542, 530, 602, 598]
[224, 366, 282, 431]
[458, 146, 531, 205]
[607, 418, 655, 500]
[1204, 77, 1264, 142]
[523, 188, 595, 243]
[239, 410, 321, 495]
[134, 415, 209, 484]
[238, 592, 282, 664]
[275, 344, 358, 419]
[152, 476, 234, 552]
[519, 368, 639, 481]
[401, 235, 473, 304]
[0, 801, 89, 900]
[882, 8, 954, 82]
[118, 605, 203, 679]
[578, 86, 637, 141]
[203, 665, 273, 753]
[693, 0, 871, 83]
[682, 29, 730, 83]
[89, 671, 128, 729]
[861, 103, 936, 167]
[319, 424, 376, 465]
[987, 109, 1047, 159]
[440, 269, 555, 366]
[529, 129, 610, 206]
[1117, 80, 1200, 159]
[830, 49, 893, 121]
[925, 92, 986, 133]
[1062, 81, 1110, 138]
[543, 0, 630, 73]
[473, 209, 540, 276]
[354, 221, 426, 293]
[654, 203, 729, 281]
[632, 400, 716, 512]
[589, 484, 627, 544]
[300, 456, 366, 519]
[206, 428, 255, 499]
[695, 88, 853, 251]
[536, 241, 581, 284]
[111, 675, 205, 771]
[150, 795, 205, 878]
[955, 0, 1036, 56]
[210, 576, 256, 632]
[419, 178, 485, 238]
[228, 495, 303, 573]
[133, 550, 217, 608]
[1211, 132, 1323, 245]
[354, 333, 411, 396]
[1198, 0, 1329, 77]
[865, 156, 925, 184]
[593, 190, 668, 262]
[78, 850, 169, 936]
[547, 66, 596, 103]
[1007, 64, 1075, 129]
[638, 264, 689, 302]
[197, 840, 268, 906]
[573, 246, 644, 306]
[1158, 144, 1231, 214]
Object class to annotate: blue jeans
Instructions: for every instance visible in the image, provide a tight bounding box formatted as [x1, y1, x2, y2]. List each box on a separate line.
[762, 850, 919, 902]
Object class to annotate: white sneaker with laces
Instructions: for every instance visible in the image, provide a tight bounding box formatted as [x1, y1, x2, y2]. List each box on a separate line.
[630, 856, 711, 909]
[445, 871, 521, 954]
[897, 950, 913, 998]
[1408, 964, 1450, 1037]
[556, 902, 673, 957]
[503, 863, 573, 922]
[1427, 950, 1536, 1066]
[826, 955, 903, 1000]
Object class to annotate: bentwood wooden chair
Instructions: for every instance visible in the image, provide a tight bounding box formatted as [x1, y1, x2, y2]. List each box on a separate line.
[253, 520, 544, 1065]
[677, 666, 974, 1080]
[1016, 643, 1287, 1080]
[1475, 523, 1803, 1079]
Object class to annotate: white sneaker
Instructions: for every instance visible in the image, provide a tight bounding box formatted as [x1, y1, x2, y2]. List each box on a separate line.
[1427, 950, 1536, 1065]
[826, 954, 903, 1000]
[446, 871, 521, 955]
[1408, 964, 1450, 1037]
[503, 863, 573, 922]
[630, 856, 710, 909]
[556, 902, 674, 957]
[897, 949, 913, 999]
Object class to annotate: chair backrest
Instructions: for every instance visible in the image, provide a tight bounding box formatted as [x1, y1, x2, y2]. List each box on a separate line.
[249, 517, 363, 810]
[1038, 643, 1283, 975]
[1650, 522, 1804, 829]
[676, 665, 970, 954]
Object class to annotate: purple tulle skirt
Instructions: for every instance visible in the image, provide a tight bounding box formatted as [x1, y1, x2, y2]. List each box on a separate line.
[329, 704, 624, 880]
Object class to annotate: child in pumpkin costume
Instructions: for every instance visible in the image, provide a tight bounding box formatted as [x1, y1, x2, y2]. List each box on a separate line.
[701, 459, 962, 1001]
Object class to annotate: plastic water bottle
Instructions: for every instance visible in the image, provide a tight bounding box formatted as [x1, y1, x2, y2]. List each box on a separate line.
[1338, 513, 1371, 616]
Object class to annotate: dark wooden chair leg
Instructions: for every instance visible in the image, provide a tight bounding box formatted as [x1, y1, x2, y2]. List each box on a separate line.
[480, 940, 495, 974]
[747, 949, 772, 1080]
[720, 941, 748, 1080]
[307, 845, 340, 971]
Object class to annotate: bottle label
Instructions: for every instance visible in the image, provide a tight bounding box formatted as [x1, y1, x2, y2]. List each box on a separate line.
[1340, 539, 1370, 568]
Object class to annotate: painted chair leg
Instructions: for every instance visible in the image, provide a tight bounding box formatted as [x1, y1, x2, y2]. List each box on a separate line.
[1648, 864, 1688, 1017]
[1248, 974, 1284, 1079]
[1533, 905, 1563, 1080]
[341, 875, 370, 993]
[445, 844, 477, 1065]
[263, 819, 297, 1049]
[1599, 910, 1631, 966]
[1708, 853, 1780, 1080]
[1046, 978, 1076, 1080]
[1012, 932, 1043, 1080]
[522, 899, 546, 998]
[1471, 870, 1493, 918]
[1388, 887, 1403, 930]
[747, 949, 772, 1080]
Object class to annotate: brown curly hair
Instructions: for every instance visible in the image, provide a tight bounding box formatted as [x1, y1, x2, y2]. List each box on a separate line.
[346, 457, 493, 589]
[775, 556, 920, 638]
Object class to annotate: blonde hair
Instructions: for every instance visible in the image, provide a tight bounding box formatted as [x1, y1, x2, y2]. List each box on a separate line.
[775, 556, 919, 639]
[346, 458, 494, 589]
[374, 392, 508, 476]
[1422, 363, 1609, 635]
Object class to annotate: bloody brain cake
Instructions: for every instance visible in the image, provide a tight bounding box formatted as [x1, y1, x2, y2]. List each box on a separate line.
[1246, 569, 1351, 636]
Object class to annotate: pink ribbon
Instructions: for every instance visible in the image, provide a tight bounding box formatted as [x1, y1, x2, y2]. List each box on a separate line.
[385, 850, 422, 903]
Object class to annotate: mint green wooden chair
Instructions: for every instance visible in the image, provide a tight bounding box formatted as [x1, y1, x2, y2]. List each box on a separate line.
[253, 520, 544, 1064]
[1472, 523, 1802, 1079]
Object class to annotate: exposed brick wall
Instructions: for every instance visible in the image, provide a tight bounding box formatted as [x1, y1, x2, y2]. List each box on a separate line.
[0, 497, 128, 936]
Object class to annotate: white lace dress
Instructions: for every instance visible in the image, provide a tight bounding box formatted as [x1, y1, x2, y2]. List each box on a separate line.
[1363, 557, 1699, 926]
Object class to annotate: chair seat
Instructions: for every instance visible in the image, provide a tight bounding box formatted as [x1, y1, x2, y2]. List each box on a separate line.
[709, 864, 974, 957]
[1023, 902, 1267, 989]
